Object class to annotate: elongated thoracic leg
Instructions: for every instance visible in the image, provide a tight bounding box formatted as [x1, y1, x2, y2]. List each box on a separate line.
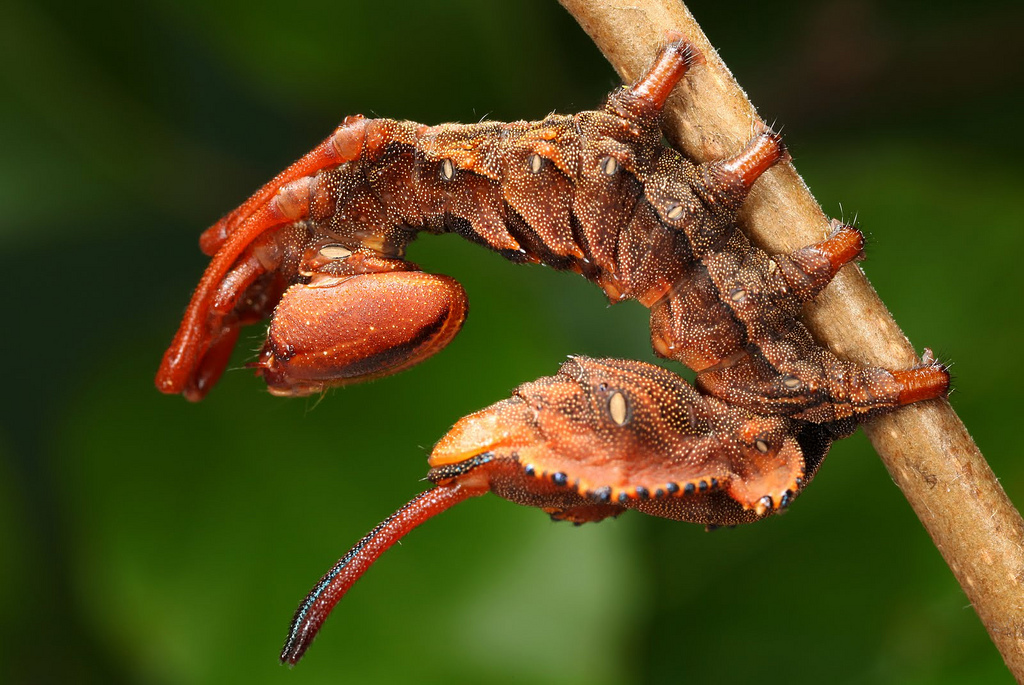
[155, 178, 314, 398]
[182, 247, 285, 401]
[159, 230, 293, 401]
[157, 115, 379, 398]
[198, 115, 371, 255]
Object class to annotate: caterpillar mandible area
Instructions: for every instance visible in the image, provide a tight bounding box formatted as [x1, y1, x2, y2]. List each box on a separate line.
[155, 33, 949, 665]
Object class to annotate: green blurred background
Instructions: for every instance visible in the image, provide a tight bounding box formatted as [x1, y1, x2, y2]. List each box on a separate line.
[2, 0, 1022, 682]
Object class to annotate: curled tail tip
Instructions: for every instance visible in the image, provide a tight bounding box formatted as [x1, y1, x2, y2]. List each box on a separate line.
[280, 622, 313, 666]
[279, 646, 305, 667]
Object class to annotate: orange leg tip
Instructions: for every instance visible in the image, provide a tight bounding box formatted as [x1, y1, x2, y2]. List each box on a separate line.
[626, 36, 703, 111]
[154, 373, 181, 395]
[719, 130, 787, 190]
[891, 364, 951, 406]
[819, 224, 866, 271]
[155, 327, 238, 402]
[198, 223, 228, 256]
[155, 339, 191, 396]
[667, 35, 704, 69]
[758, 127, 790, 164]
[183, 326, 242, 401]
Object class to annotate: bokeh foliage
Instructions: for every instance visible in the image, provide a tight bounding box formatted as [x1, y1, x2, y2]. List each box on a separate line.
[1, 0, 1022, 683]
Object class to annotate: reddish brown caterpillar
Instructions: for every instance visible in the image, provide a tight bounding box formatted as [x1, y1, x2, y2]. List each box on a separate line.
[156, 34, 949, 664]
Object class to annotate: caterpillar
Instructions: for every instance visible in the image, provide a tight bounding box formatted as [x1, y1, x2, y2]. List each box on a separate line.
[155, 33, 949, 664]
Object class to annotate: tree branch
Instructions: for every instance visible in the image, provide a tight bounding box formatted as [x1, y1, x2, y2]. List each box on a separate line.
[558, 0, 1024, 678]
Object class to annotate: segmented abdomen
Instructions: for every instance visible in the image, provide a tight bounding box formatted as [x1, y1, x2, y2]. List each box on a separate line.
[305, 112, 700, 306]
[301, 113, 898, 421]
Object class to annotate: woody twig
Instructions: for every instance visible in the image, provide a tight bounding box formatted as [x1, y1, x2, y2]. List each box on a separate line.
[558, 0, 1024, 679]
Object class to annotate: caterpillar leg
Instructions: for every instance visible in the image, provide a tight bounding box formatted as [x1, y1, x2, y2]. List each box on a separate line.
[184, 249, 287, 401]
[643, 129, 790, 258]
[605, 31, 704, 118]
[696, 129, 791, 214]
[687, 219, 946, 420]
[772, 221, 866, 304]
[157, 231, 291, 400]
[198, 115, 371, 255]
[158, 115, 389, 398]
[156, 177, 316, 397]
[697, 219, 866, 331]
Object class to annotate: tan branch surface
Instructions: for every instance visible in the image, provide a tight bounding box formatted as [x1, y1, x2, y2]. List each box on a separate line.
[559, 0, 1024, 678]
